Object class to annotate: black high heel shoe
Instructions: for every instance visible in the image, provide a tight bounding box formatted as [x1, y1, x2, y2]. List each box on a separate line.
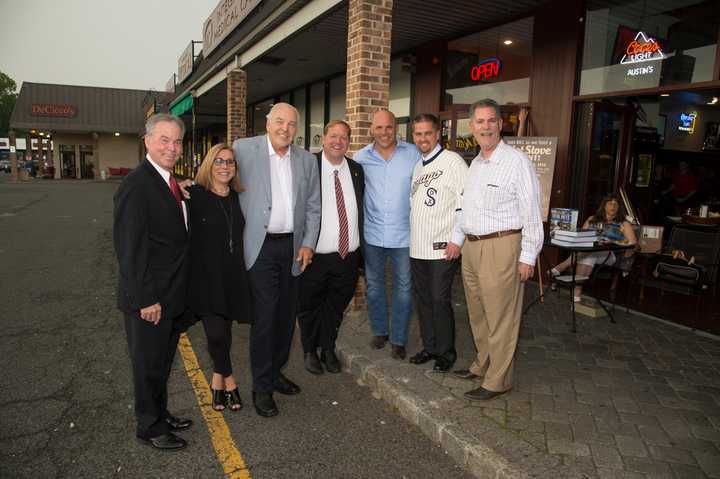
[212, 389, 226, 411]
[226, 388, 243, 411]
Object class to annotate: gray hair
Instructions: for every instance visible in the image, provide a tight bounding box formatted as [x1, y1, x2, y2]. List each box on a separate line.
[468, 99, 501, 119]
[265, 102, 299, 122]
[145, 113, 186, 138]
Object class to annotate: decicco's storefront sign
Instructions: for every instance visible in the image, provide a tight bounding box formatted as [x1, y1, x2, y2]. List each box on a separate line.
[30, 104, 77, 118]
[203, 0, 262, 56]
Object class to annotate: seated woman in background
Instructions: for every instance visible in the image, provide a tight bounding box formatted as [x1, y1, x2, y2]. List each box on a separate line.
[549, 194, 637, 302]
[187, 144, 252, 412]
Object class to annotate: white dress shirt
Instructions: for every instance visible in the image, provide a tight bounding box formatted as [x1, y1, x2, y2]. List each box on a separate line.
[451, 140, 543, 265]
[266, 136, 294, 233]
[146, 154, 187, 230]
[315, 153, 360, 254]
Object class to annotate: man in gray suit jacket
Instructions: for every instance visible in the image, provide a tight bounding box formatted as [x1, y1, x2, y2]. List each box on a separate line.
[233, 103, 321, 417]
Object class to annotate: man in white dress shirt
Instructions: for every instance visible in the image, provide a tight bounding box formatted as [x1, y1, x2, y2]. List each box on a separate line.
[297, 120, 364, 375]
[450, 99, 543, 401]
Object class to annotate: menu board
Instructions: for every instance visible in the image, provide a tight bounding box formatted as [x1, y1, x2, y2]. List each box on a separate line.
[504, 137, 558, 221]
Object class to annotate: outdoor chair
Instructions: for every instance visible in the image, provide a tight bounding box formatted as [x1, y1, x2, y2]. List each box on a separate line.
[638, 224, 720, 324]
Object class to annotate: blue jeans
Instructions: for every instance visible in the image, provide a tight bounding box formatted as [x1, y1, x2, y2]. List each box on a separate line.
[364, 243, 412, 346]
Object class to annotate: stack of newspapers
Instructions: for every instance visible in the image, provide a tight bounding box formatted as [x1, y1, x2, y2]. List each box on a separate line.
[550, 229, 598, 248]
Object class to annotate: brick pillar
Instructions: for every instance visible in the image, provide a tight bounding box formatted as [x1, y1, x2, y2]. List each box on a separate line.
[227, 69, 247, 143]
[345, 0, 393, 155]
[8, 130, 18, 182]
[345, 0, 393, 310]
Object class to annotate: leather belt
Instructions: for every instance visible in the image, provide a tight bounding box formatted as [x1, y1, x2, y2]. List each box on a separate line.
[466, 229, 521, 242]
[266, 232, 293, 240]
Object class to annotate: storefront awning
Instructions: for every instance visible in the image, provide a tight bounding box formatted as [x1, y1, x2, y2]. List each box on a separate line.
[170, 94, 192, 116]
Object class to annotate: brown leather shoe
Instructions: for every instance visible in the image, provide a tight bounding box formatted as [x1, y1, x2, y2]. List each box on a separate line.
[452, 369, 480, 380]
[391, 344, 406, 360]
[370, 335, 388, 349]
[464, 386, 507, 401]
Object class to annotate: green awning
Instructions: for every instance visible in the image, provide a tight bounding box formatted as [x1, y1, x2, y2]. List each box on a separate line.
[170, 94, 192, 116]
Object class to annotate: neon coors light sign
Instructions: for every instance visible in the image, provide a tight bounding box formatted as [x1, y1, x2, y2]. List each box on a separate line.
[620, 31, 665, 77]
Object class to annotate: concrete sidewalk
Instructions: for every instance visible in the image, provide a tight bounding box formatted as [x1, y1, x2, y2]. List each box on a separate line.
[336, 279, 720, 479]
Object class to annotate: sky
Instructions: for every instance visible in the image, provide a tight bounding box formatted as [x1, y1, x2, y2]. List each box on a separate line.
[0, 0, 219, 93]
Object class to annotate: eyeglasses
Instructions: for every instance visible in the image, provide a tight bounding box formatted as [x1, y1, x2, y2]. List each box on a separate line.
[213, 158, 236, 167]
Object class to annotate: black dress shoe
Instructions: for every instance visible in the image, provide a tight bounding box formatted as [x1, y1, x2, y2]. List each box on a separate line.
[464, 386, 507, 401]
[321, 349, 341, 373]
[370, 335, 388, 349]
[137, 432, 187, 450]
[274, 373, 301, 395]
[432, 357, 454, 372]
[304, 351, 324, 375]
[452, 369, 481, 380]
[165, 415, 193, 431]
[391, 344, 406, 360]
[252, 391, 279, 417]
[226, 388, 243, 411]
[409, 350, 434, 364]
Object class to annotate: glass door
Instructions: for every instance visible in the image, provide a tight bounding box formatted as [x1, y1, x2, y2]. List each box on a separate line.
[571, 102, 635, 216]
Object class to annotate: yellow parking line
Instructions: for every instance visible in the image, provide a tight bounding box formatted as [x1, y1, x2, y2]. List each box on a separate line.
[178, 333, 251, 479]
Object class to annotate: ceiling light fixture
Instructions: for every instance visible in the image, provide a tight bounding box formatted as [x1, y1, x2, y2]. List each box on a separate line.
[114, 132, 120, 136]
[503, 39, 513, 45]
[660, 93, 670, 97]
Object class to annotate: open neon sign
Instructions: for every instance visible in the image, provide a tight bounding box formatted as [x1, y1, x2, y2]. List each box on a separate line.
[470, 57, 501, 81]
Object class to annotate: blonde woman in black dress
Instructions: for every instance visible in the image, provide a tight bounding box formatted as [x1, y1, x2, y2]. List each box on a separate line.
[187, 144, 252, 411]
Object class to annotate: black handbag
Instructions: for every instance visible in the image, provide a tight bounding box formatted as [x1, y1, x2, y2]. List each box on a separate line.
[653, 257, 703, 286]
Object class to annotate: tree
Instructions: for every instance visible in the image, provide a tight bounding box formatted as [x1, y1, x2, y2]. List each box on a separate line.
[0, 71, 19, 136]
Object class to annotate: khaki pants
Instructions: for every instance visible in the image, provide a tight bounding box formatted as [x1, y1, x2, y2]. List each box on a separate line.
[461, 235, 523, 392]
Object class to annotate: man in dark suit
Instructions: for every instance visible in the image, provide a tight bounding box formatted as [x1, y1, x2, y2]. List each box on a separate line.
[113, 113, 192, 450]
[232, 103, 321, 417]
[297, 120, 364, 375]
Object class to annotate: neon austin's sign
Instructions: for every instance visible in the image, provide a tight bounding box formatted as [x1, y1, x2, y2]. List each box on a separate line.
[621, 31, 664, 77]
[470, 57, 502, 81]
[678, 112, 698, 134]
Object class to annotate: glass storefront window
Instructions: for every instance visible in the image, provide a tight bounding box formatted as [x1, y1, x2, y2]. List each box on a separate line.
[445, 17, 532, 107]
[292, 87, 306, 149]
[580, 0, 719, 95]
[309, 82, 325, 153]
[390, 57, 412, 118]
[329, 76, 346, 121]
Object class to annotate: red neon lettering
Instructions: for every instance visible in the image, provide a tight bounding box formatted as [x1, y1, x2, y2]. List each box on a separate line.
[470, 59, 500, 81]
[626, 40, 660, 56]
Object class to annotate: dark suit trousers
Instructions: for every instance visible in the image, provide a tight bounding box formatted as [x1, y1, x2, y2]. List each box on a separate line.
[410, 258, 459, 360]
[297, 250, 360, 353]
[124, 313, 183, 439]
[248, 235, 298, 393]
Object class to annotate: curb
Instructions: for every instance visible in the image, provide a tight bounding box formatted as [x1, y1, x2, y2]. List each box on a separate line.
[336, 314, 591, 479]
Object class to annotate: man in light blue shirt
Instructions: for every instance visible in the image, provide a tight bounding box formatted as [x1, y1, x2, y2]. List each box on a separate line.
[354, 110, 421, 360]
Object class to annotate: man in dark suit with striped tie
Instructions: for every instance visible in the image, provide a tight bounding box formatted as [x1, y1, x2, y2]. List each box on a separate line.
[113, 114, 192, 450]
[297, 120, 364, 375]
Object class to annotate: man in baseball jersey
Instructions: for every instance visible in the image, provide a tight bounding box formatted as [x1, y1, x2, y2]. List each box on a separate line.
[409, 113, 468, 372]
